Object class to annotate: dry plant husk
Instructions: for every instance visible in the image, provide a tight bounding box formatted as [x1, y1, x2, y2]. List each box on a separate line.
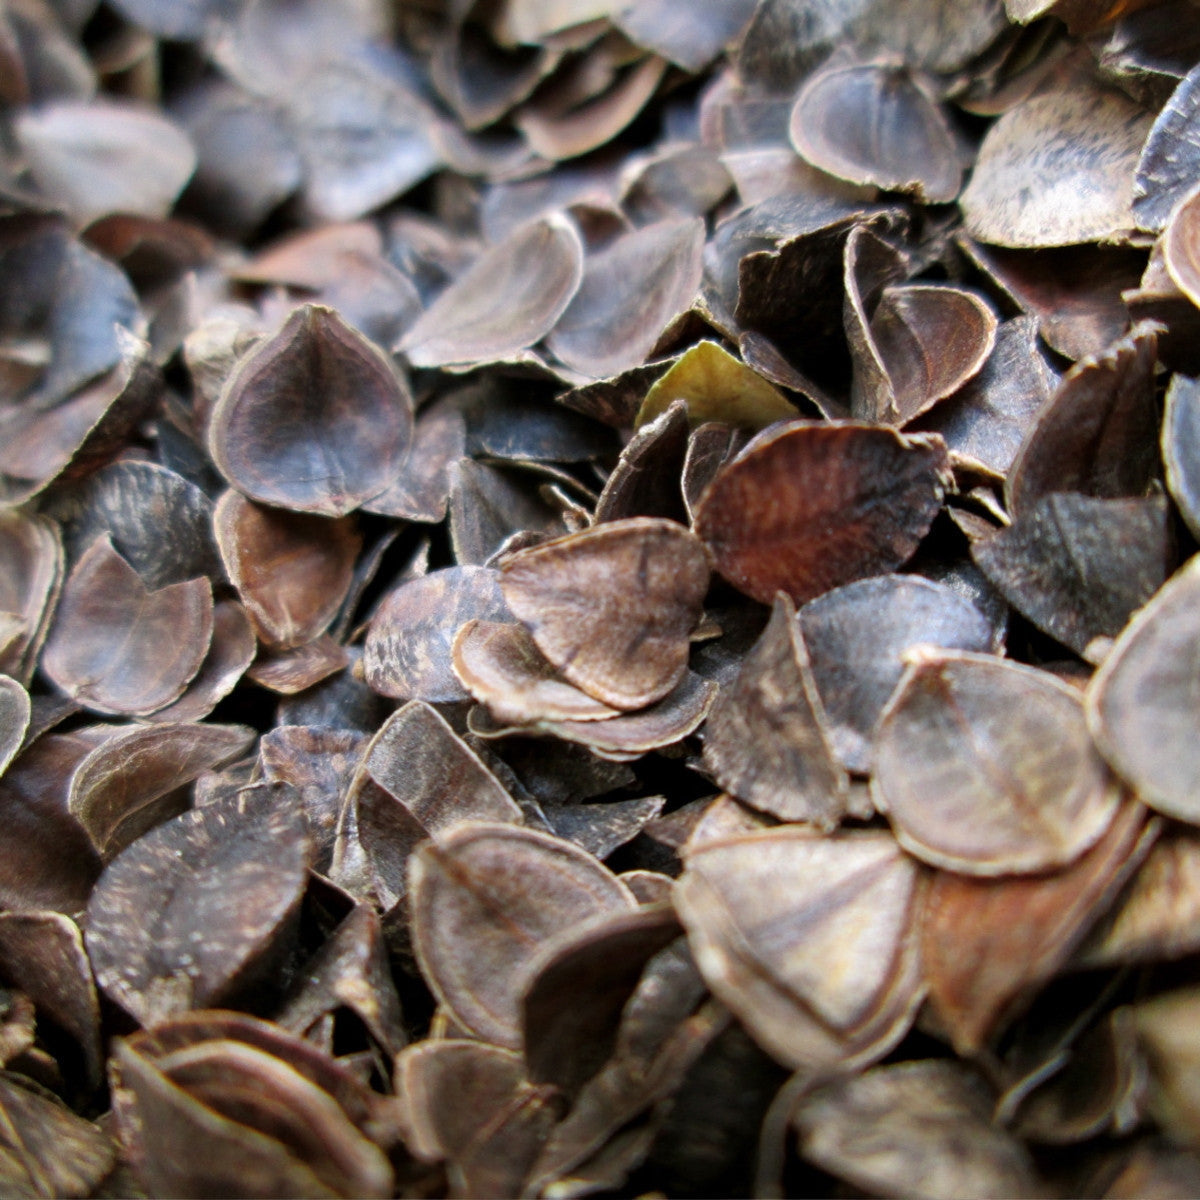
[85, 786, 313, 1027]
[398, 214, 584, 370]
[701, 593, 848, 826]
[396, 1038, 559, 1198]
[961, 237, 1145, 362]
[363, 566, 510, 702]
[41, 534, 213, 717]
[1088, 554, 1200, 824]
[972, 492, 1174, 658]
[873, 649, 1122, 874]
[960, 77, 1153, 247]
[676, 826, 925, 1073]
[452, 618, 622, 724]
[1163, 371, 1200, 538]
[694, 419, 951, 605]
[409, 821, 636, 1047]
[797, 573, 998, 772]
[791, 1059, 1043, 1200]
[7, 2, 1200, 1196]
[922, 800, 1155, 1053]
[500, 516, 710, 709]
[209, 303, 414, 516]
[789, 61, 963, 204]
[1005, 323, 1160, 516]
